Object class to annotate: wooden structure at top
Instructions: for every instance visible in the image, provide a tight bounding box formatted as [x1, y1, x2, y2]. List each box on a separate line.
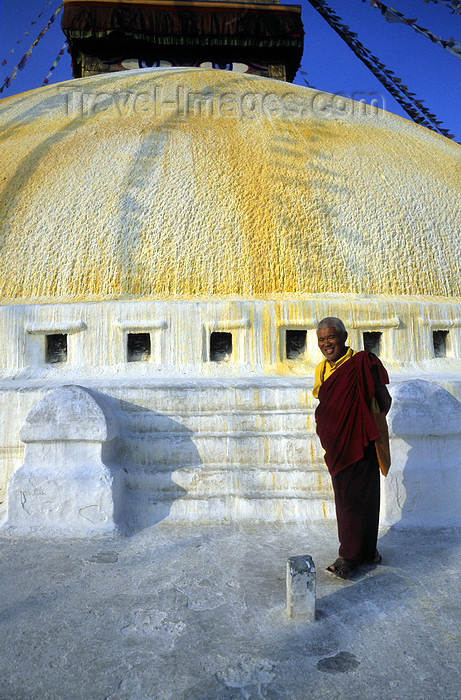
[61, 0, 304, 82]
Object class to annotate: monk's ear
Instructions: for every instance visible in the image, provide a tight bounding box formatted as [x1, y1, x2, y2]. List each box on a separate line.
[343, 331, 348, 343]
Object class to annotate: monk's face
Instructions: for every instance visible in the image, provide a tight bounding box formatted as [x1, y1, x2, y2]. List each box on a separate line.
[317, 326, 347, 363]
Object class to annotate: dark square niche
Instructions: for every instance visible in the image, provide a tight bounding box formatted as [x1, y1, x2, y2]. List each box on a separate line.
[210, 332, 232, 361]
[286, 330, 307, 359]
[46, 334, 68, 364]
[128, 333, 151, 362]
[433, 330, 448, 358]
[363, 331, 382, 356]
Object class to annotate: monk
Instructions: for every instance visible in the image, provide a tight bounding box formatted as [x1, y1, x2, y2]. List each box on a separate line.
[313, 317, 392, 579]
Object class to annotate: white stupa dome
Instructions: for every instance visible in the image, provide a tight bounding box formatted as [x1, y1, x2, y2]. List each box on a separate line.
[0, 68, 459, 304]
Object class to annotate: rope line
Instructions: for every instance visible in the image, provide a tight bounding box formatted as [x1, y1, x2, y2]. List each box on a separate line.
[1, 1, 55, 68]
[0, 3, 63, 95]
[368, 0, 461, 60]
[42, 42, 68, 85]
[418, 0, 461, 14]
[306, 0, 456, 140]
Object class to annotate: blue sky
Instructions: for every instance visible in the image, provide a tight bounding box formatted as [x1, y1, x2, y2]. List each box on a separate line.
[1, 0, 460, 140]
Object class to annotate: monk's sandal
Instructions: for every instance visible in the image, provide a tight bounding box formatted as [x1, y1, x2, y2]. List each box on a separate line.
[326, 557, 356, 580]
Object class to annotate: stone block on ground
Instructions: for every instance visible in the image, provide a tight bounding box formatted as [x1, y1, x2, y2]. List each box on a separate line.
[286, 554, 316, 621]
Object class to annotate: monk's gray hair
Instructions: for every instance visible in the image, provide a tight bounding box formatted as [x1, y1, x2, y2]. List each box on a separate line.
[317, 317, 347, 335]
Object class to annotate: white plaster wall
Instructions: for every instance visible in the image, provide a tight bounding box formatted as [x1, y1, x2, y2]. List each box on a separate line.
[0, 297, 459, 376]
[1, 376, 460, 531]
[0, 297, 460, 528]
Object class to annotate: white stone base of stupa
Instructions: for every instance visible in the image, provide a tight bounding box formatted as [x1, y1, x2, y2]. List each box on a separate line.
[0, 374, 459, 535]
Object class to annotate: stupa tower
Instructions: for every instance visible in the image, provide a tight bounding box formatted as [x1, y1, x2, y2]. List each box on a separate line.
[62, 0, 304, 82]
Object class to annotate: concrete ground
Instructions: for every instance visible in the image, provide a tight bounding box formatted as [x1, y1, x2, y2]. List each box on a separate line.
[0, 521, 459, 700]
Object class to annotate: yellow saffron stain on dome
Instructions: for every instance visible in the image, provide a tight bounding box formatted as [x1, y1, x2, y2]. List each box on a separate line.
[0, 68, 460, 304]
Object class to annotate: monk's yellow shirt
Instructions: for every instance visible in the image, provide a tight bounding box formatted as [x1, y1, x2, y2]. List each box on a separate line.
[312, 347, 355, 399]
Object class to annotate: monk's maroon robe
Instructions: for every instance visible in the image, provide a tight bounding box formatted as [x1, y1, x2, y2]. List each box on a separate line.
[315, 351, 389, 478]
[315, 351, 389, 562]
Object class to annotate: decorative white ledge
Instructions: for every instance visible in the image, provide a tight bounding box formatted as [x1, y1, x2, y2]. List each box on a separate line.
[278, 321, 319, 329]
[116, 320, 168, 331]
[26, 321, 87, 334]
[349, 317, 400, 329]
[206, 319, 251, 331]
[418, 317, 461, 328]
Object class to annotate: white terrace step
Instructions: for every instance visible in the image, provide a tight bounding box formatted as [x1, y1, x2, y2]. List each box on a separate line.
[123, 464, 333, 498]
[124, 493, 336, 529]
[120, 409, 315, 435]
[109, 380, 329, 528]
[118, 432, 324, 467]
[109, 381, 316, 414]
